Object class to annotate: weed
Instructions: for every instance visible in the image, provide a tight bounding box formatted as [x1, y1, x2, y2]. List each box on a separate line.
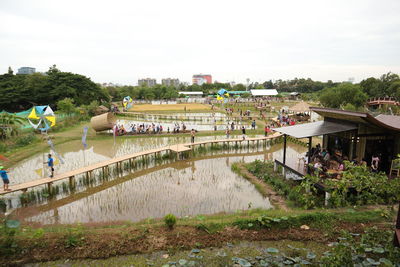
[164, 214, 177, 229]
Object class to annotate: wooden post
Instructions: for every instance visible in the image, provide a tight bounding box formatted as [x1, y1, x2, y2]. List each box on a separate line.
[307, 136, 312, 174]
[69, 176, 75, 189]
[283, 134, 287, 165]
[47, 182, 52, 195]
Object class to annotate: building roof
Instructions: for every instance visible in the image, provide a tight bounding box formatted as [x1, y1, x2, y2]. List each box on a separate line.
[310, 107, 400, 132]
[250, 89, 278, 96]
[227, 91, 248, 94]
[273, 121, 357, 138]
[289, 102, 311, 113]
[178, 91, 203, 95]
[374, 114, 400, 130]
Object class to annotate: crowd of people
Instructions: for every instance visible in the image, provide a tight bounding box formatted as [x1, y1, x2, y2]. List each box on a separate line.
[308, 144, 378, 178]
[276, 112, 296, 126]
[114, 122, 192, 136]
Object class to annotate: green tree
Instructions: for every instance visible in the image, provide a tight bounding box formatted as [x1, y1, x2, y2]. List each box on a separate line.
[57, 98, 76, 115]
[319, 83, 368, 109]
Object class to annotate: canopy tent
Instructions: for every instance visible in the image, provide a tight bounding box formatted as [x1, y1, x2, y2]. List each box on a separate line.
[250, 89, 278, 96]
[289, 102, 311, 113]
[273, 120, 357, 139]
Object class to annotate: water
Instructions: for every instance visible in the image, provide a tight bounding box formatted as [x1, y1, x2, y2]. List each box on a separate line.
[11, 142, 306, 225]
[9, 134, 261, 185]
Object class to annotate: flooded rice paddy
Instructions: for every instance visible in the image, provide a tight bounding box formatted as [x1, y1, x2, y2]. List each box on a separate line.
[117, 111, 254, 131]
[7, 133, 306, 225]
[9, 134, 262, 185]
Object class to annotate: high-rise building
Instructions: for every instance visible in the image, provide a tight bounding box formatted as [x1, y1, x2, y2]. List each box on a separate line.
[162, 78, 180, 87]
[192, 74, 212, 85]
[17, 67, 36, 75]
[138, 78, 157, 87]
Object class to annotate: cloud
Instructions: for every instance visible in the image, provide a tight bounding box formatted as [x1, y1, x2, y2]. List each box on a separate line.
[1, 0, 400, 84]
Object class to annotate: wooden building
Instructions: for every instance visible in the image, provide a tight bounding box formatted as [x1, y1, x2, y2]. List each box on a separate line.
[273, 107, 400, 177]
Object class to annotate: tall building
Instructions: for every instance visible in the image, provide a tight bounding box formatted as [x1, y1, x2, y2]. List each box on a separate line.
[192, 74, 212, 85]
[138, 78, 157, 87]
[17, 67, 36, 75]
[162, 78, 180, 87]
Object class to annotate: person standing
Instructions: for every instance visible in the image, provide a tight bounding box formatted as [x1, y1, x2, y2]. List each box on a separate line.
[264, 125, 269, 137]
[251, 120, 256, 130]
[45, 154, 54, 178]
[225, 127, 230, 139]
[0, 166, 10, 191]
[241, 126, 246, 140]
[371, 154, 380, 172]
[191, 129, 196, 143]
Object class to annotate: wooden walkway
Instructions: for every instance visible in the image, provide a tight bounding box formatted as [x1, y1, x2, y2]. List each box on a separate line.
[0, 134, 281, 196]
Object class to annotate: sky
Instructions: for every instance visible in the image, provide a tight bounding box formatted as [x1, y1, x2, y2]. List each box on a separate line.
[1, 0, 400, 85]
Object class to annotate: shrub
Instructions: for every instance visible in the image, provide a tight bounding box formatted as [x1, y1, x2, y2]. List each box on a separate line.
[15, 134, 37, 147]
[164, 214, 177, 229]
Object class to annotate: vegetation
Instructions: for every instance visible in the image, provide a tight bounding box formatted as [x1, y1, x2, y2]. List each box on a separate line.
[319, 83, 368, 109]
[0, 113, 25, 139]
[0, 207, 397, 265]
[164, 213, 177, 229]
[246, 160, 400, 209]
[0, 65, 109, 112]
[360, 72, 400, 99]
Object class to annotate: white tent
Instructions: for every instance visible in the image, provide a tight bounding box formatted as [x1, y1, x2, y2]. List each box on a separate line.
[250, 89, 278, 96]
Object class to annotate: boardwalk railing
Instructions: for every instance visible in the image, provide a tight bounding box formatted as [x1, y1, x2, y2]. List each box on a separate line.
[0, 134, 282, 196]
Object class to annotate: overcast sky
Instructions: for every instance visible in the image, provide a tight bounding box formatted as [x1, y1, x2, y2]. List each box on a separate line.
[1, 0, 400, 85]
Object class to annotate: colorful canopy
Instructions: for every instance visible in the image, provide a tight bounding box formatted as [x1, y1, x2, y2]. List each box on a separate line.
[123, 96, 133, 110]
[27, 105, 56, 131]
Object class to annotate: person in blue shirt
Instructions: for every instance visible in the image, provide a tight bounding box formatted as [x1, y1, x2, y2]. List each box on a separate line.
[45, 154, 54, 178]
[0, 166, 10, 191]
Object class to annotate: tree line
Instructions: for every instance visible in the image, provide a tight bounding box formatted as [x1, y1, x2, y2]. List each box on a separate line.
[1, 65, 399, 112]
[0, 65, 109, 112]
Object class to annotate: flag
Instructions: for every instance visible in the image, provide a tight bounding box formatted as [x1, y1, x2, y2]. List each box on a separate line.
[82, 126, 88, 149]
[47, 139, 65, 164]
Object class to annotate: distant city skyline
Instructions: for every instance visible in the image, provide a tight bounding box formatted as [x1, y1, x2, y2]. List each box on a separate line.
[1, 0, 400, 85]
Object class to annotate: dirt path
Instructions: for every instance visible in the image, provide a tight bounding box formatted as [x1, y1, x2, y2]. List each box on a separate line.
[235, 162, 289, 211]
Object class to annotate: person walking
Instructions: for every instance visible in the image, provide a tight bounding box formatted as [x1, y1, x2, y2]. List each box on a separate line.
[191, 129, 196, 143]
[251, 120, 256, 130]
[0, 166, 10, 191]
[45, 154, 54, 178]
[225, 127, 230, 139]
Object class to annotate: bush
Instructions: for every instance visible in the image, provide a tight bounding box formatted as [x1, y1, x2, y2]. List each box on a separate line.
[15, 134, 37, 147]
[57, 98, 76, 115]
[164, 214, 177, 229]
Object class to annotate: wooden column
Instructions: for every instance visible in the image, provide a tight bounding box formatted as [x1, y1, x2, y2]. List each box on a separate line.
[283, 134, 287, 165]
[307, 136, 312, 174]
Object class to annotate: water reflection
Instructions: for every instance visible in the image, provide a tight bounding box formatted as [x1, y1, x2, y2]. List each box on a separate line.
[19, 144, 306, 225]
[9, 135, 259, 185]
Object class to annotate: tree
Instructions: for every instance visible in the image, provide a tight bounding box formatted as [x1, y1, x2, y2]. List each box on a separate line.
[0, 66, 110, 112]
[57, 98, 76, 115]
[7, 67, 13, 75]
[359, 77, 382, 98]
[0, 113, 25, 138]
[389, 81, 400, 101]
[232, 84, 246, 91]
[319, 83, 368, 109]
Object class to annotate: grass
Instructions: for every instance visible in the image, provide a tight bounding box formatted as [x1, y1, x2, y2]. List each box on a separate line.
[1, 206, 394, 265]
[129, 103, 211, 112]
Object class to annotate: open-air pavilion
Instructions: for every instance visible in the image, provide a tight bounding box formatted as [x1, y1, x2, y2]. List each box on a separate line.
[273, 107, 400, 180]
